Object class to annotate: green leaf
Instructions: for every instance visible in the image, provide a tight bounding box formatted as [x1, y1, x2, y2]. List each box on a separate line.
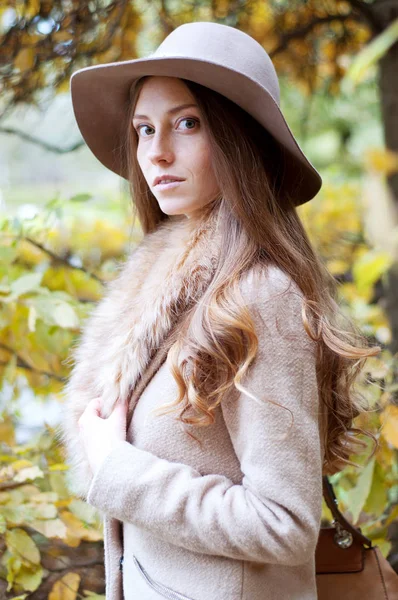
[6, 528, 40, 566]
[28, 502, 57, 519]
[6, 554, 22, 592]
[363, 461, 388, 518]
[352, 249, 393, 294]
[346, 455, 376, 524]
[14, 466, 44, 483]
[28, 296, 79, 329]
[52, 302, 79, 328]
[30, 518, 67, 539]
[372, 538, 392, 559]
[0, 246, 18, 265]
[28, 306, 37, 332]
[0, 512, 6, 534]
[14, 565, 43, 593]
[9, 273, 43, 299]
[69, 499, 98, 525]
[69, 193, 92, 203]
[49, 472, 70, 500]
[344, 18, 398, 84]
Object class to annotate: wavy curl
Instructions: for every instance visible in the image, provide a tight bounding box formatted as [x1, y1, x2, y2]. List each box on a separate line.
[121, 75, 381, 476]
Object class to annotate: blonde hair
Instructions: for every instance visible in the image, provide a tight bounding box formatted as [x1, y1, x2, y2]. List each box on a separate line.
[121, 75, 381, 476]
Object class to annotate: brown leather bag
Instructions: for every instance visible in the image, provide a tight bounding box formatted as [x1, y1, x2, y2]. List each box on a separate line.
[316, 476, 398, 599]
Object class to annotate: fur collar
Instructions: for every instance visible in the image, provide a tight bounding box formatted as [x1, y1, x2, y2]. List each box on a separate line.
[58, 201, 222, 499]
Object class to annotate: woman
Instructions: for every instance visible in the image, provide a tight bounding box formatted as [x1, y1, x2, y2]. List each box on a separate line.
[59, 21, 380, 600]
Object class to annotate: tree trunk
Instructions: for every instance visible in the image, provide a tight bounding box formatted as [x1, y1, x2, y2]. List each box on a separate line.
[373, 0, 398, 572]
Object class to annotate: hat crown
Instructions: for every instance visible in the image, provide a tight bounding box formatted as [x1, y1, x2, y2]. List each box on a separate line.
[151, 22, 280, 106]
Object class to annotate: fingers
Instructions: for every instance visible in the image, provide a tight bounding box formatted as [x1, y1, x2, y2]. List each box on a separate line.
[88, 397, 102, 413]
[109, 398, 127, 420]
[80, 397, 102, 423]
[78, 397, 125, 429]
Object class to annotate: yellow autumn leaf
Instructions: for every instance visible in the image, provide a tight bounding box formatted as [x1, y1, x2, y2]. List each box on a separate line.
[12, 460, 33, 472]
[14, 565, 43, 593]
[30, 491, 59, 502]
[27, 502, 57, 519]
[49, 472, 70, 500]
[352, 249, 393, 295]
[59, 511, 102, 543]
[52, 30, 72, 43]
[49, 572, 81, 600]
[385, 504, 398, 526]
[24, 0, 41, 19]
[49, 464, 69, 471]
[30, 518, 68, 540]
[14, 48, 35, 73]
[68, 499, 98, 525]
[14, 466, 44, 483]
[0, 415, 16, 446]
[326, 258, 347, 275]
[365, 148, 398, 176]
[380, 404, 398, 448]
[371, 538, 392, 559]
[0, 491, 10, 504]
[18, 238, 47, 265]
[55, 78, 70, 94]
[6, 528, 40, 566]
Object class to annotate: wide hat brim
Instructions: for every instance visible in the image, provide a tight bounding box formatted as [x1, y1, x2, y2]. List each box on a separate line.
[71, 56, 322, 206]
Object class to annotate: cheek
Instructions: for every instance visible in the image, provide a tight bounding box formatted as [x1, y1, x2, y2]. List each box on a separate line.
[191, 140, 212, 174]
[136, 145, 144, 167]
[136, 147, 150, 181]
[196, 146, 217, 189]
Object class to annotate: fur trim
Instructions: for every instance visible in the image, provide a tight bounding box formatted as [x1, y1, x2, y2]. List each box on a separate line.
[57, 204, 222, 499]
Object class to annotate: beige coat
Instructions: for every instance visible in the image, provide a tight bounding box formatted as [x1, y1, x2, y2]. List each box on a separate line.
[58, 204, 326, 600]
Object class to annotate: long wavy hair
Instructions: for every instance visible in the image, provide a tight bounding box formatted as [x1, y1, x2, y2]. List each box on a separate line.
[121, 75, 381, 476]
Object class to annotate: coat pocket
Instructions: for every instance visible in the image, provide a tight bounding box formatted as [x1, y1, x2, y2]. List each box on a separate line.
[133, 555, 196, 600]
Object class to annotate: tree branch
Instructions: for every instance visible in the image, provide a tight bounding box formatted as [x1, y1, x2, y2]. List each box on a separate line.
[270, 13, 356, 57]
[0, 127, 85, 153]
[0, 480, 31, 491]
[3, 234, 105, 284]
[0, 343, 66, 383]
[346, 0, 384, 33]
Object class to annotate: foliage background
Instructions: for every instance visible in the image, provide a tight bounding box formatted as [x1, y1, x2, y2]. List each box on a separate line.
[1, 1, 398, 598]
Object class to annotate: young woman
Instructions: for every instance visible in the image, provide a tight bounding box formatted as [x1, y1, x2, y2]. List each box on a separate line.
[59, 21, 380, 600]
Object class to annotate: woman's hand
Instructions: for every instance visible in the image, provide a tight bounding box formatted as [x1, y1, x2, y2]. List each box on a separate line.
[78, 397, 127, 477]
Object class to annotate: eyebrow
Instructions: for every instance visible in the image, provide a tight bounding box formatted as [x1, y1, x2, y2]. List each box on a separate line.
[132, 103, 199, 120]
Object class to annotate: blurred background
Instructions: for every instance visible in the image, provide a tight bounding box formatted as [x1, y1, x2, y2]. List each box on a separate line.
[0, 1, 398, 598]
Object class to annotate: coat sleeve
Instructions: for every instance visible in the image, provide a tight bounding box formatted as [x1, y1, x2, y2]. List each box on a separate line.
[85, 267, 325, 565]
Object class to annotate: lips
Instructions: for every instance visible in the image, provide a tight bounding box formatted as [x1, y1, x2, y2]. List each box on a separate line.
[154, 175, 185, 186]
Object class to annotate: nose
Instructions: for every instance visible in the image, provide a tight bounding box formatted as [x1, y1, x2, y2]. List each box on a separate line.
[147, 132, 174, 165]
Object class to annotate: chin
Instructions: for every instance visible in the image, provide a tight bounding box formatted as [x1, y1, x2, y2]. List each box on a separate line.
[158, 201, 197, 216]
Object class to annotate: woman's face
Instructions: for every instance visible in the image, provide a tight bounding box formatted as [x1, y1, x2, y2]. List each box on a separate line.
[132, 76, 220, 219]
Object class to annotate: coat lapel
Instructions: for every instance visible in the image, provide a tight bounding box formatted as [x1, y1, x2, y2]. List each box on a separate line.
[58, 202, 222, 500]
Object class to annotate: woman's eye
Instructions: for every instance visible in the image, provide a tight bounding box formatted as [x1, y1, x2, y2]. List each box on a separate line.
[136, 117, 198, 137]
[178, 117, 198, 130]
[136, 125, 154, 137]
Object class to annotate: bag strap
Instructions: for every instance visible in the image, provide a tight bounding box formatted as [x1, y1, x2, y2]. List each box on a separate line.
[322, 475, 373, 547]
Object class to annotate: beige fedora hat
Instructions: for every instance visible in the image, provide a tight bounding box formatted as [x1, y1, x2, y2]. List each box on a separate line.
[70, 21, 322, 205]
